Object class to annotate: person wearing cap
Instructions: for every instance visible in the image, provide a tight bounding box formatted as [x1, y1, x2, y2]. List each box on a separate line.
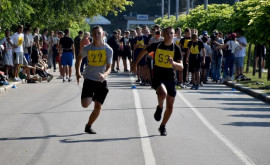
[210, 30, 224, 83]
[216, 33, 241, 82]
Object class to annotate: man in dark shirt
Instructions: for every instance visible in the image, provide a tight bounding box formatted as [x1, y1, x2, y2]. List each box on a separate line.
[59, 29, 75, 82]
[132, 26, 183, 136]
[74, 31, 83, 59]
[179, 28, 191, 85]
[107, 31, 120, 72]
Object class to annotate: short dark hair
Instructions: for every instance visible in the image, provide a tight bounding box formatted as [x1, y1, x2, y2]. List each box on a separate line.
[64, 29, 69, 34]
[184, 28, 191, 33]
[78, 31, 83, 34]
[162, 26, 174, 34]
[202, 36, 208, 43]
[175, 27, 181, 33]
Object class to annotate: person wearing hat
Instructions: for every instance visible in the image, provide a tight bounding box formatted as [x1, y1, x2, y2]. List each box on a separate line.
[216, 33, 242, 82]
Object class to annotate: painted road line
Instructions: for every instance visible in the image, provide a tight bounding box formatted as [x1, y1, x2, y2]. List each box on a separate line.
[130, 76, 156, 165]
[177, 92, 256, 165]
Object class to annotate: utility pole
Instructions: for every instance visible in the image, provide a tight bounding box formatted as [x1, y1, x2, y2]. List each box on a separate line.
[191, 0, 194, 9]
[204, 0, 208, 10]
[176, 0, 179, 20]
[186, 0, 190, 15]
[162, 0, 164, 19]
[168, 0, 171, 19]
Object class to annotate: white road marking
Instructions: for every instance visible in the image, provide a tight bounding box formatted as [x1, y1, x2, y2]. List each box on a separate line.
[130, 76, 156, 165]
[177, 92, 256, 165]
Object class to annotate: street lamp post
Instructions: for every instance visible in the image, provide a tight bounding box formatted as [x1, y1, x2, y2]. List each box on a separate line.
[204, 0, 208, 10]
[176, 0, 179, 20]
[168, 0, 171, 19]
[186, 0, 190, 15]
[161, 0, 164, 19]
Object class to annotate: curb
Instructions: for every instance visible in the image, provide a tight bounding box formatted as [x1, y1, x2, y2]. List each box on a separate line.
[225, 81, 270, 104]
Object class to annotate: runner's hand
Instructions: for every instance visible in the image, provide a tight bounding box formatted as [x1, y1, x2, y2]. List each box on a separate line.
[98, 72, 106, 82]
[76, 73, 82, 85]
[168, 57, 173, 65]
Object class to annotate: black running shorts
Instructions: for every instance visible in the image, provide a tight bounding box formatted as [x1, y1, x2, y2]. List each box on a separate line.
[152, 79, 176, 97]
[81, 79, 109, 104]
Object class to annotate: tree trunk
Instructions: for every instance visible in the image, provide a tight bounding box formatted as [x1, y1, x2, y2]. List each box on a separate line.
[253, 44, 257, 76]
[246, 44, 251, 73]
[267, 41, 270, 81]
[259, 44, 262, 79]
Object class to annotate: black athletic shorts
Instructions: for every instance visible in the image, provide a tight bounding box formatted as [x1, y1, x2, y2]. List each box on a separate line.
[152, 79, 176, 97]
[81, 79, 109, 104]
[189, 54, 201, 73]
[31, 49, 39, 64]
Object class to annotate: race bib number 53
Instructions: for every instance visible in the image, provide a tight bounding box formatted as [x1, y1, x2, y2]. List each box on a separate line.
[88, 49, 106, 66]
[155, 49, 174, 68]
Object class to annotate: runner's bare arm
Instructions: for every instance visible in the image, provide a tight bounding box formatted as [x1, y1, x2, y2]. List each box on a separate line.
[71, 44, 75, 59]
[75, 54, 83, 84]
[131, 48, 148, 73]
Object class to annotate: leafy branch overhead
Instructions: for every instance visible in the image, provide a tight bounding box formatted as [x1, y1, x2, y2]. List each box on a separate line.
[0, 0, 133, 30]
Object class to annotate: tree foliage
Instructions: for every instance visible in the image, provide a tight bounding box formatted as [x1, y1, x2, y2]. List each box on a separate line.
[0, 0, 132, 32]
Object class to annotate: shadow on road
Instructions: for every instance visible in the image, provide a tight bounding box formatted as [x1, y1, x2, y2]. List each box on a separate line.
[59, 135, 159, 143]
[0, 133, 85, 141]
[223, 122, 270, 127]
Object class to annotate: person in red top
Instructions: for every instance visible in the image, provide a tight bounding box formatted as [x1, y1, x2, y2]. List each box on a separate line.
[79, 32, 91, 74]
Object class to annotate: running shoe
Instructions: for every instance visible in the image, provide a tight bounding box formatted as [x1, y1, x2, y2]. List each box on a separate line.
[154, 106, 163, 121]
[195, 84, 199, 90]
[63, 79, 66, 83]
[85, 125, 96, 134]
[190, 84, 196, 89]
[47, 75, 53, 82]
[68, 78, 72, 82]
[27, 79, 36, 83]
[158, 125, 167, 136]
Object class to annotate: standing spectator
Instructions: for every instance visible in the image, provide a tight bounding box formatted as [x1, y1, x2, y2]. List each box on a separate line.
[201, 36, 212, 84]
[120, 31, 132, 72]
[80, 32, 91, 74]
[216, 33, 241, 82]
[187, 34, 205, 90]
[11, 25, 28, 81]
[210, 30, 224, 83]
[23, 27, 32, 63]
[255, 44, 267, 72]
[41, 29, 49, 61]
[1, 29, 14, 79]
[107, 30, 120, 72]
[31, 28, 42, 73]
[179, 28, 191, 85]
[74, 31, 83, 60]
[59, 29, 75, 82]
[234, 29, 247, 80]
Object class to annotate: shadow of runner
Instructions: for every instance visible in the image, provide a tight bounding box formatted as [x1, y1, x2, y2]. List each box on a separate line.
[59, 135, 159, 143]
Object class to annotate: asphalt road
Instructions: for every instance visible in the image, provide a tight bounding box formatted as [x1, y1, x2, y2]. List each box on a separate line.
[0, 67, 270, 165]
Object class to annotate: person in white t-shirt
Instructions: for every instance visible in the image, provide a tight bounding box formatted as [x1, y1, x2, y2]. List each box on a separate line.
[216, 33, 241, 82]
[234, 29, 247, 80]
[10, 25, 28, 81]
